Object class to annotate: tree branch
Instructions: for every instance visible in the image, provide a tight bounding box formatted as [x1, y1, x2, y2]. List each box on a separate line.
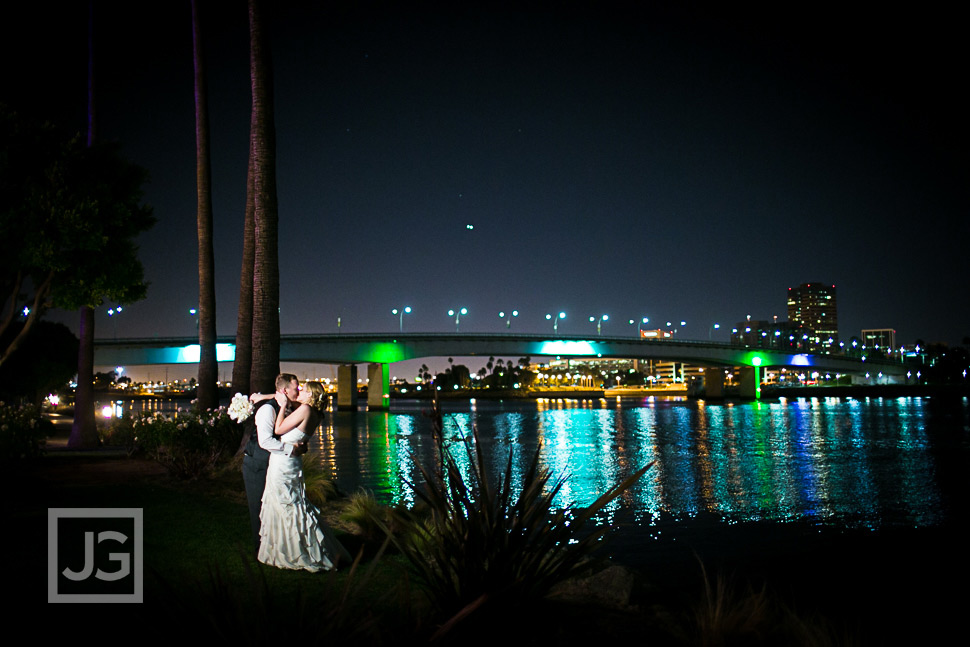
[0, 270, 54, 369]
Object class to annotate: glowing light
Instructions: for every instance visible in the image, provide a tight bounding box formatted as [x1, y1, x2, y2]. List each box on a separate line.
[168, 343, 236, 363]
[538, 340, 596, 355]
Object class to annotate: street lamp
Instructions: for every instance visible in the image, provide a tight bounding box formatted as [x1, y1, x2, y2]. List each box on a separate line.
[107, 305, 123, 339]
[448, 308, 467, 332]
[499, 310, 519, 329]
[667, 320, 686, 337]
[189, 308, 198, 332]
[709, 323, 720, 340]
[589, 314, 608, 335]
[546, 312, 566, 334]
[628, 317, 649, 337]
[391, 306, 411, 332]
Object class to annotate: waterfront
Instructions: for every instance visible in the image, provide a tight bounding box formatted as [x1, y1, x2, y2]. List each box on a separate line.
[309, 394, 969, 640]
[47, 393, 970, 642]
[105, 392, 967, 544]
[314, 396, 963, 532]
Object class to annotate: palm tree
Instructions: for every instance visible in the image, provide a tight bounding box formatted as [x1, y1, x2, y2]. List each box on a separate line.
[231, 149, 255, 394]
[192, 0, 218, 411]
[247, 0, 280, 393]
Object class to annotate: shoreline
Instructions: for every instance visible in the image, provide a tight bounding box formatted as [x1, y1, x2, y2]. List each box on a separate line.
[20, 447, 963, 644]
[77, 383, 969, 409]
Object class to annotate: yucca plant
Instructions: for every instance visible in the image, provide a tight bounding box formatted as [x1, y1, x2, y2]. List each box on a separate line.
[382, 397, 653, 639]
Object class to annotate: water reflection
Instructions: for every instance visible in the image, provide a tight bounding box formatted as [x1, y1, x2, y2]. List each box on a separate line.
[317, 396, 949, 532]
[99, 394, 951, 531]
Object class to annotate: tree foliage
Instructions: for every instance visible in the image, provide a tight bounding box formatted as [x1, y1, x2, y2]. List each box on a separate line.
[0, 105, 155, 368]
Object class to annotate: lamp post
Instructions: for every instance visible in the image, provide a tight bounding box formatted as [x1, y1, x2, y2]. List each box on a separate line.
[392, 306, 411, 332]
[546, 312, 565, 334]
[107, 305, 123, 339]
[448, 308, 467, 332]
[709, 322, 719, 340]
[667, 320, 686, 337]
[499, 310, 519, 329]
[589, 314, 608, 335]
[628, 317, 649, 337]
[189, 308, 198, 333]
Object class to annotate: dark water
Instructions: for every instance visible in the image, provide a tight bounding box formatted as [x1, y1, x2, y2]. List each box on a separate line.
[101, 392, 970, 567]
[306, 395, 969, 565]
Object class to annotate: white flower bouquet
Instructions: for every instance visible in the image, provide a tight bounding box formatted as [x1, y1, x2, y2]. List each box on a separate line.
[228, 393, 254, 423]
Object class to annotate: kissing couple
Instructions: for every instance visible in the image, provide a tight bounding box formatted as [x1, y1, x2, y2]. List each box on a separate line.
[242, 373, 350, 571]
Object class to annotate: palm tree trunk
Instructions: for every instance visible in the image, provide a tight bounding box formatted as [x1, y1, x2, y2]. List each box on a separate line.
[247, 0, 280, 394]
[192, 0, 218, 411]
[232, 145, 255, 394]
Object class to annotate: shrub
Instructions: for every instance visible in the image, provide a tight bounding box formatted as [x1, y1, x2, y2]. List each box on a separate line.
[0, 401, 54, 462]
[104, 407, 243, 479]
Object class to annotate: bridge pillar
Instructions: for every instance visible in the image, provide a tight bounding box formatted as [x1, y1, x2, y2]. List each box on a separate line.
[738, 367, 760, 400]
[337, 364, 358, 410]
[367, 362, 390, 410]
[704, 368, 724, 399]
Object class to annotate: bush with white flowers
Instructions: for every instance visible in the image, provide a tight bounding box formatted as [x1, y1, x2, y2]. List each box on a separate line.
[0, 401, 54, 462]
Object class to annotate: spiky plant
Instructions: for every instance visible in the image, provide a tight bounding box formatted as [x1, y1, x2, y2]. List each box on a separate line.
[301, 449, 338, 507]
[383, 399, 653, 639]
[341, 490, 387, 542]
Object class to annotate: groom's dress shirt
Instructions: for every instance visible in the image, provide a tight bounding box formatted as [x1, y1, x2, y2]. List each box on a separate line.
[256, 402, 286, 455]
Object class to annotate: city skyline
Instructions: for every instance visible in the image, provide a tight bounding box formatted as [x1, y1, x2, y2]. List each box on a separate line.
[4, 3, 966, 382]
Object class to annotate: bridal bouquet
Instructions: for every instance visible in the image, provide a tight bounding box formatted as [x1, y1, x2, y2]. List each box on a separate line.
[227, 393, 254, 423]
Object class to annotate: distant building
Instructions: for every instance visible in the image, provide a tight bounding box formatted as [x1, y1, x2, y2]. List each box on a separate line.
[861, 328, 896, 353]
[787, 282, 839, 353]
[731, 318, 803, 349]
[535, 357, 693, 386]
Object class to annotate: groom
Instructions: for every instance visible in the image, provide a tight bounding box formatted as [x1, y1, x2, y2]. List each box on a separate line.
[242, 372, 301, 555]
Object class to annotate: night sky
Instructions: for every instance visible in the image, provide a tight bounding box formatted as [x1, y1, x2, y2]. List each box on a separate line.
[4, 2, 967, 379]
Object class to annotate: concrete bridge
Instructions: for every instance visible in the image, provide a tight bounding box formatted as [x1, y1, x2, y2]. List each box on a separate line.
[94, 333, 905, 407]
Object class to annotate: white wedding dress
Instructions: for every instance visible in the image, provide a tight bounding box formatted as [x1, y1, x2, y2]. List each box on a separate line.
[258, 416, 349, 572]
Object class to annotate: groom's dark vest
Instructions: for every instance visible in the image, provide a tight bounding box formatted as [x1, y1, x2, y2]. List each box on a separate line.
[243, 399, 281, 467]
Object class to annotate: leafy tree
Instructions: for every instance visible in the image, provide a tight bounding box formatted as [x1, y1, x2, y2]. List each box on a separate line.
[0, 107, 69, 366]
[0, 109, 153, 426]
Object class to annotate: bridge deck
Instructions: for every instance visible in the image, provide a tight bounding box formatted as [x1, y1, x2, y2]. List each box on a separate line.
[93, 333, 905, 375]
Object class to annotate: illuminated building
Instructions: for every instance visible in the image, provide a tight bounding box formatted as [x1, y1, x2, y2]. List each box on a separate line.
[535, 357, 692, 386]
[861, 328, 896, 353]
[731, 318, 803, 349]
[787, 282, 839, 353]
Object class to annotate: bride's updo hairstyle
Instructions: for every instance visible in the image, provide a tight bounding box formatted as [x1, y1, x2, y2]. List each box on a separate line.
[303, 381, 327, 412]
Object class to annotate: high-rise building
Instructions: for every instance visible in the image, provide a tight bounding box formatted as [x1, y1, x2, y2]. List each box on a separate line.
[787, 282, 839, 352]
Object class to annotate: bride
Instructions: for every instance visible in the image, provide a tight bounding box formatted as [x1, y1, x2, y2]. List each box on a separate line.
[257, 381, 350, 571]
